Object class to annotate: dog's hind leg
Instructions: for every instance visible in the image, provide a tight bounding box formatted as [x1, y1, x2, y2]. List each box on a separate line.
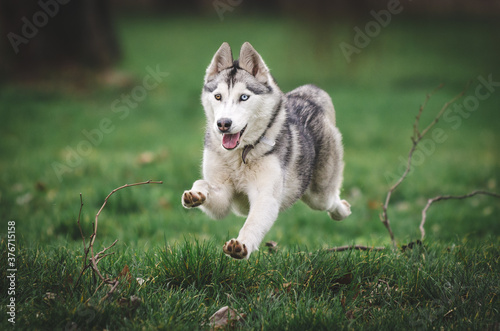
[302, 121, 351, 221]
[328, 198, 351, 221]
[182, 179, 233, 220]
[302, 190, 351, 221]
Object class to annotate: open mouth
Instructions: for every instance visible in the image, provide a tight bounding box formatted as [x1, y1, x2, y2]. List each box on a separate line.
[222, 125, 247, 150]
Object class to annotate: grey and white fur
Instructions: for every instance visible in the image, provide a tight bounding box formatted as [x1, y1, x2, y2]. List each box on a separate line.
[182, 42, 351, 259]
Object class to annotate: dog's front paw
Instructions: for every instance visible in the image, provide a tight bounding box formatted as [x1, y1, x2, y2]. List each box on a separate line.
[223, 239, 248, 259]
[182, 190, 206, 208]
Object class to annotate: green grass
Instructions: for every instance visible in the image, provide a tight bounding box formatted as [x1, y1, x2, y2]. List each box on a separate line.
[1, 239, 499, 329]
[1, 13, 500, 329]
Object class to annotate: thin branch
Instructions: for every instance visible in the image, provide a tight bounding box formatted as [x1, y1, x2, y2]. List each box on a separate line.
[95, 252, 116, 264]
[413, 84, 443, 142]
[99, 280, 120, 305]
[420, 190, 500, 241]
[88, 180, 162, 299]
[418, 87, 466, 140]
[89, 180, 163, 251]
[85, 280, 106, 305]
[74, 180, 163, 299]
[94, 239, 119, 261]
[380, 85, 465, 248]
[327, 245, 386, 252]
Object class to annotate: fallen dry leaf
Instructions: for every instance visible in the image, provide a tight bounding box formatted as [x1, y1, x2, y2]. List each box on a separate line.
[206, 306, 246, 329]
[367, 199, 380, 210]
[137, 151, 155, 165]
[117, 265, 132, 284]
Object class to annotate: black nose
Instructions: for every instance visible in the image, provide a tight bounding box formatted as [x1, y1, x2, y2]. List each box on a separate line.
[217, 118, 232, 132]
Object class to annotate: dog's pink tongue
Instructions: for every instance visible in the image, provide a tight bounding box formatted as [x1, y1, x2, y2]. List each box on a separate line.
[222, 132, 240, 149]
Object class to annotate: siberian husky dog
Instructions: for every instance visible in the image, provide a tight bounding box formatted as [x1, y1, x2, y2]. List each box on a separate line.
[182, 42, 351, 259]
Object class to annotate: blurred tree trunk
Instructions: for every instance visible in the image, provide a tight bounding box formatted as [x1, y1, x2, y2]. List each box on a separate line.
[0, 0, 120, 78]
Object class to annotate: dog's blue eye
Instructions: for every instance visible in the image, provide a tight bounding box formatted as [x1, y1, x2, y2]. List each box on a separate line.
[240, 94, 249, 101]
[214, 94, 222, 101]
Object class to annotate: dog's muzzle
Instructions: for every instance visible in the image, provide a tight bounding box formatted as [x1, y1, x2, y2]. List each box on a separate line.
[220, 125, 247, 150]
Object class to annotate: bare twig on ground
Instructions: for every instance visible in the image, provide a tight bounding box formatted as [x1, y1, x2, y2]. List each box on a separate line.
[381, 85, 466, 247]
[420, 190, 500, 241]
[327, 245, 386, 252]
[89, 180, 163, 253]
[74, 180, 162, 301]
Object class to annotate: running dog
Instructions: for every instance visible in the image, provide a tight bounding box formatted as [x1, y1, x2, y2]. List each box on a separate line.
[182, 42, 351, 259]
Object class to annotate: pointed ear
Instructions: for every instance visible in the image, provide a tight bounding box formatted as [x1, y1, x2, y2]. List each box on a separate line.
[238, 42, 269, 84]
[205, 42, 233, 82]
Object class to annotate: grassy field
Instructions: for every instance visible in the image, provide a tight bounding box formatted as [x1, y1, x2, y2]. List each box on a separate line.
[1, 13, 500, 329]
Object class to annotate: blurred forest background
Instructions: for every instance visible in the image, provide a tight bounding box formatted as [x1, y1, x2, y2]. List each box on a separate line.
[1, 0, 500, 77]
